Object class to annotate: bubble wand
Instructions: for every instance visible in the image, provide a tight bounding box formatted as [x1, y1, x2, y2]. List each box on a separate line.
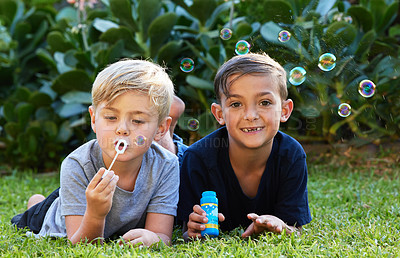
[102, 139, 127, 179]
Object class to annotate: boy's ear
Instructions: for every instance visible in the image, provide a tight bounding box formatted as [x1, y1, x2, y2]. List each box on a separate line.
[88, 106, 96, 133]
[211, 103, 225, 125]
[280, 99, 294, 122]
[154, 116, 172, 141]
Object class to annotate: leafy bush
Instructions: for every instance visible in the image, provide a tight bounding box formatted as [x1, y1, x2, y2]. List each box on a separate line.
[0, 0, 399, 170]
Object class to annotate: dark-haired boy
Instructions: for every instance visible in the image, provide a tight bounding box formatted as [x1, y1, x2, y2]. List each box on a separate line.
[178, 53, 312, 239]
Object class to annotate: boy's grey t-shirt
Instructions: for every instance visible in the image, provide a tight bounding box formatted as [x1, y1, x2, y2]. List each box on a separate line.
[38, 139, 179, 238]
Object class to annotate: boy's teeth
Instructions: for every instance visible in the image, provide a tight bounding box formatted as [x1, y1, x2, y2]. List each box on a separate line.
[242, 127, 262, 132]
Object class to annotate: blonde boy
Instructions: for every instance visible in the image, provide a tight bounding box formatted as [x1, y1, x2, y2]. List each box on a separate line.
[178, 53, 312, 239]
[12, 59, 179, 246]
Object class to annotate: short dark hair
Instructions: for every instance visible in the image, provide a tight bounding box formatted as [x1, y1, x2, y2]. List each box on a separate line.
[214, 53, 287, 103]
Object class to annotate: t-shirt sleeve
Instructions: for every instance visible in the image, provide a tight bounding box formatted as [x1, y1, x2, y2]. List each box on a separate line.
[147, 158, 180, 216]
[177, 150, 208, 223]
[59, 157, 89, 217]
[274, 157, 312, 227]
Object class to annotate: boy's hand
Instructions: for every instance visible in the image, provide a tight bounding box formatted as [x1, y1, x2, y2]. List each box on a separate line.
[121, 229, 161, 247]
[242, 213, 289, 237]
[85, 167, 119, 220]
[186, 204, 225, 239]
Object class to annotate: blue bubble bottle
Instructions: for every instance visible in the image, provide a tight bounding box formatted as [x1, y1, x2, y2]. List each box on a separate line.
[200, 191, 219, 238]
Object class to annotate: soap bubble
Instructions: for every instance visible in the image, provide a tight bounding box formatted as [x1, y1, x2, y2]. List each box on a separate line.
[187, 118, 199, 131]
[180, 58, 194, 73]
[338, 103, 351, 117]
[318, 53, 336, 72]
[220, 28, 232, 40]
[235, 40, 250, 55]
[135, 135, 147, 146]
[278, 30, 291, 42]
[358, 80, 376, 98]
[289, 67, 306, 86]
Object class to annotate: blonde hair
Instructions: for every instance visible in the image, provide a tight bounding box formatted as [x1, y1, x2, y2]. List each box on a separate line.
[92, 59, 174, 122]
[214, 53, 287, 103]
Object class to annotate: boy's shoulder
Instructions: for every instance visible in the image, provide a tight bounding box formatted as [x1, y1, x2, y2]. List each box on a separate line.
[274, 131, 306, 160]
[65, 139, 100, 165]
[186, 126, 228, 155]
[147, 141, 179, 163]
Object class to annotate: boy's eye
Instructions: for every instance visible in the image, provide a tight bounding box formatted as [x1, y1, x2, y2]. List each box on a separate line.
[105, 116, 117, 120]
[230, 102, 241, 108]
[132, 119, 144, 124]
[260, 100, 271, 106]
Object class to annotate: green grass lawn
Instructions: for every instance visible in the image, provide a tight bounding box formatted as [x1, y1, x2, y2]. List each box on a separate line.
[1, 162, 399, 257]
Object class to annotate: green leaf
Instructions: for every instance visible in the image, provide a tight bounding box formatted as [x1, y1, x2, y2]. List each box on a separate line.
[35, 107, 54, 121]
[188, 0, 217, 26]
[347, 6, 373, 31]
[4, 122, 20, 138]
[158, 40, 183, 64]
[51, 70, 92, 95]
[92, 18, 119, 33]
[109, 0, 137, 31]
[0, 0, 18, 26]
[186, 75, 214, 91]
[36, 48, 57, 68]
[17, 103, 34, 128]
[354, 30, 376, 61]
[260, 21, 311, 61]
[43, 120, 58, 139]
[236, 22, 253, 38]
[3, 101, 16, 122]
[57, 120, 73, 142]
[198, 111, 217, 137]
[324, 21, 357, 47]
[18, 20, 48, 58]
[205, 1, 231, 29]
[148, 13, 178, 57]
[29, 92, 53, 107]
[100, 27, 144, 53]
[315, 0, 335, 16]
[139, 0, 162, 41]
[258, 0, 294, 24]
[377, 1, 399, 32]
[57, 103, 87, 118]
[61, 91, 92, 104]
[370, 0, 387, 30]
[14, 87, 31, 101]
[47, 31, 74, 53]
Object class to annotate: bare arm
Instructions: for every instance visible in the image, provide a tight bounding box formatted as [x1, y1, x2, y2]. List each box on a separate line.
[65, 168, 119, 244]
[122, 213, 175, 246]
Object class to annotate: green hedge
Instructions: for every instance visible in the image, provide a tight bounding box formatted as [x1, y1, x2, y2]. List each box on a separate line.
[0, 0, 399, 170]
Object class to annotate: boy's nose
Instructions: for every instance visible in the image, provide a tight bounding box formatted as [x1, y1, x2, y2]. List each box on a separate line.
[244, 106, 259, 121]
[116, 120, 130, 136]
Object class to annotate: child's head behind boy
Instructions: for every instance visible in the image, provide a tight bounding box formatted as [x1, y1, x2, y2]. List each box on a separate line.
[211, 53, 293, 151]
[89, 59, 174, 170]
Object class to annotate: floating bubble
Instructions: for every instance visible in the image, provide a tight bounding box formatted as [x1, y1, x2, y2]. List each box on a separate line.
[135, 135, 147, 146]
[235, 40, 250, 55]
[358, 80, 376, 98]
[180, 58, 194, 73]
[289, 67, 306, 86]
[318, 53, 336, 72]
[220, 28, 232, 40]
[338, 103, 351, 117]
[278, 30, 291, 42]
[187, 118, 200, 131]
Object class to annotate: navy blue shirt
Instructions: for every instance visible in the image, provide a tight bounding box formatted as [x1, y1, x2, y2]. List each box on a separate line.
[178, 127, 312, 232]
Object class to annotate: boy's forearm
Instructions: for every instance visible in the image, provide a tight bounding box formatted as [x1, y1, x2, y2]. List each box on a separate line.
[68, 211, 106, 245]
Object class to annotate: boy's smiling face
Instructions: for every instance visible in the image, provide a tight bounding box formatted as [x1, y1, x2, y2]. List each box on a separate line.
[212, 73, 293, 151]
[89, 90, 169, 166]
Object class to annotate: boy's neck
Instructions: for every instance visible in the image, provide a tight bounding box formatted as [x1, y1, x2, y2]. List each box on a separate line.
[228, 141, 272, 173]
